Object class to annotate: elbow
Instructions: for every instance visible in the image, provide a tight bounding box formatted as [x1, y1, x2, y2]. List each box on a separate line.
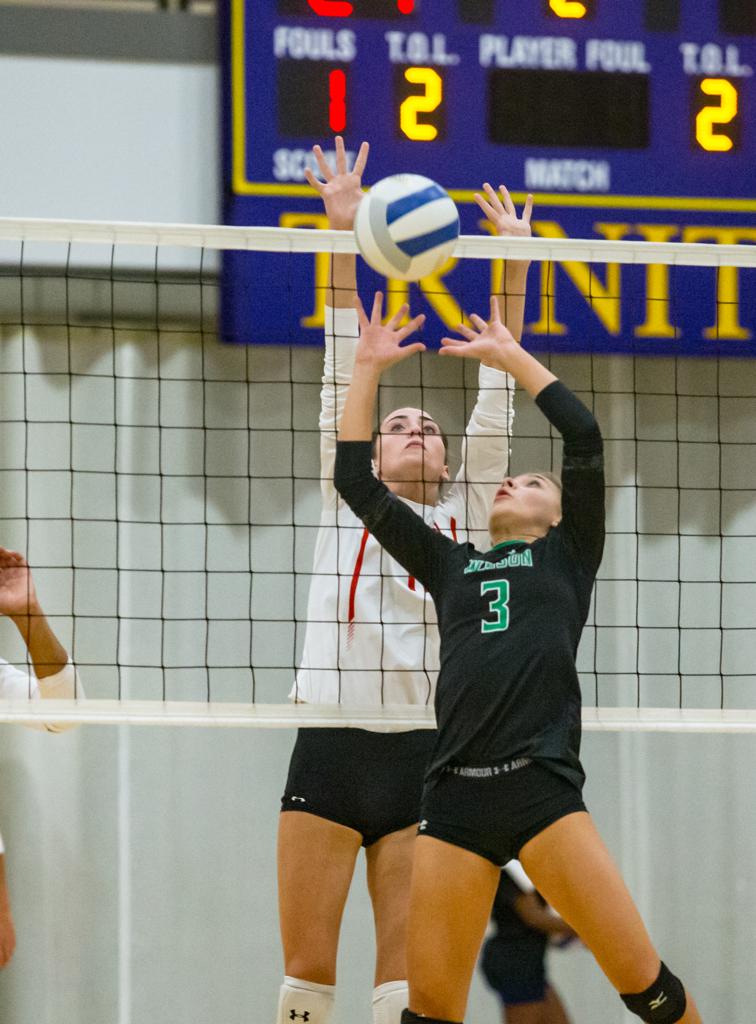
[333, 468, 350, 503]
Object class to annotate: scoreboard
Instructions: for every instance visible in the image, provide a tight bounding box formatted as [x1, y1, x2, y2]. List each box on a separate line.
[221, 0, 756, 355]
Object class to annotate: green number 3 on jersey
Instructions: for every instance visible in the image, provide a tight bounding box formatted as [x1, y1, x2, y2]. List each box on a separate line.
[481, 579, 510, 634]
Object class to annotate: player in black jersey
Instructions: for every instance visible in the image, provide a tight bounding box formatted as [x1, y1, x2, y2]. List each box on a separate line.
[333, 294, 703, 1024]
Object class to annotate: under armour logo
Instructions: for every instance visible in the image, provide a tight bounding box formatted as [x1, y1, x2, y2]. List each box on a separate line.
[289, 1011, 310, 1021]
[649, 992, 668, 1011]
[290, 796, 306, 803]
[418, 819, 428, 831]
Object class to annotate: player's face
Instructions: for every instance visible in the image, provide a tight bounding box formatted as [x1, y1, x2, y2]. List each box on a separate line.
[374, 407, 449, 488]
[489, 473, 562, 537]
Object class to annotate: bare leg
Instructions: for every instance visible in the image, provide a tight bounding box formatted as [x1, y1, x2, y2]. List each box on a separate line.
[366, 824, 416, 986]
[277, 811, 362, 984]
[406, 836, 500, 1021]
[502, 983, 571, 1024]
[504, 1001, 547, 1024]
[541, 985, 572, 1024]
[520, 812, 702, 1023]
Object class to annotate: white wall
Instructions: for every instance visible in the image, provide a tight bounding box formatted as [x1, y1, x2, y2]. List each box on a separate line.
[0, 56, 218, 223]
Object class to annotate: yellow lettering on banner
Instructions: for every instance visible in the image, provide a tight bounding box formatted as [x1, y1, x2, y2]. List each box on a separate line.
[633, 224, 679, 339]
[385, 279, 410, 322]
[417, 257, 470, 330]
[682, 226, 756, 341]
[280, 212, 329, 329]
[528, 221, 622, 336]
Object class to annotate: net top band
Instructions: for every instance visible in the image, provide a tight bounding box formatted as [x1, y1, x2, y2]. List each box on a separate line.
[0, 216, 754, 268]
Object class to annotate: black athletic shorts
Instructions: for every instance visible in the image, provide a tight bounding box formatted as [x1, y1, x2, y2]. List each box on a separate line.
[281, 727, 436, 847]
[418, 759, 586, 865]
[481, 934, 548, 1006]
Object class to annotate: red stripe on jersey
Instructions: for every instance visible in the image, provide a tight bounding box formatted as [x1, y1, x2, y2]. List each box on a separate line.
[450, 516, 458, 541]
[348, 527, 370, 623]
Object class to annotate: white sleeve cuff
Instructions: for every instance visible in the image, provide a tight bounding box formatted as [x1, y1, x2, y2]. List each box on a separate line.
[37, 661, 83, 700]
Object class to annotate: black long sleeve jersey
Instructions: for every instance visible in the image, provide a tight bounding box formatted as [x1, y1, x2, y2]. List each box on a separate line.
[334, 380, 604, 790]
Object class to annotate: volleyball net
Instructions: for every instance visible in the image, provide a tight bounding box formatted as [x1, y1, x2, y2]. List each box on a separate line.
[1, 217, 756, 730]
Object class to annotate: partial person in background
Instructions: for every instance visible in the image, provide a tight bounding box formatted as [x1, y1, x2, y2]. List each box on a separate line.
[0, 546, 82, 727]
[275, 137, 533, 1024]
[0, 545, 83, 971]
[0, 832, 15, 968]
[480, 862, 576, 1024]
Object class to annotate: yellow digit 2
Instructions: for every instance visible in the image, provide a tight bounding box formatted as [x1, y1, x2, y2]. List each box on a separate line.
[400, 67, 443, 141]
[549, 0, 587, 17]
[696, 78, 738, 152]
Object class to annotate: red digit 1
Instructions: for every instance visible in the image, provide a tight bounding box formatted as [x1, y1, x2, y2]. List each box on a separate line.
[307, 0, 353, 15]
[328, 70, 347, 131]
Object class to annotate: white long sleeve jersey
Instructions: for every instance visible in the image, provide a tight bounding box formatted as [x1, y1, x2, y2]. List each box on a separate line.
[0, 657, 83, 732]
[290, 306, 515, 709]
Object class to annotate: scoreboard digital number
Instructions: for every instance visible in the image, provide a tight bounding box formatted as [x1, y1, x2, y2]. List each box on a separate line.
[222, 0, 756, 356]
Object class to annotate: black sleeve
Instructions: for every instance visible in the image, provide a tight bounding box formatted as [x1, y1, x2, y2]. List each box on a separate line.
[334, 440, 456, 594]
[535, 380, 605, 576]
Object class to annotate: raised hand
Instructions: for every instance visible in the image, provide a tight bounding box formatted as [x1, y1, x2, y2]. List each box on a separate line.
[439, 295, 516, 371]
[354, 292, 426, 374]
[304, 136, 370, 230]
[475, 183, 533, 238]
[0, 548, 39, 618]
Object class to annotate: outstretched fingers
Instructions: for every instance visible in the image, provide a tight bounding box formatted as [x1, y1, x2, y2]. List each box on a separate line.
[498, 184, 516, 217]
[454, 322, 478, 341]
[334, 135, 347, 175]
[354, 294, 370, 330]
[439, 337, 475, 358]
[370, 290, 385, 323]
[396, 313, 426, 342]
[353, 140, 370, 176]
[395, 341, 427, 362]
[385, 302, 410, 331]
[303, 166, 325, 193]
[484, 181, 506, 212]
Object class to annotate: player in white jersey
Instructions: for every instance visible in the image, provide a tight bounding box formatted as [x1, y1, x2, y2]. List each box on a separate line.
[0, 546, 82, 728]
[0, 545, 84, 970]
[276, 137, 532, 1024]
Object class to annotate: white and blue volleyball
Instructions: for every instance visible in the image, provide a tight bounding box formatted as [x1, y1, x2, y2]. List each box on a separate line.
[354, 174, 460, 281]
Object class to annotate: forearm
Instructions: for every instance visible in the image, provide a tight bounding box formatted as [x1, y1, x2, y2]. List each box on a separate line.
[535, 379, 602, 447]
[10, 603, 69, 679]
[494, 340, 556, 400]
[495, 260, 530, 343]
[337, 362, 381, 441]
[328, 253, 357, 308]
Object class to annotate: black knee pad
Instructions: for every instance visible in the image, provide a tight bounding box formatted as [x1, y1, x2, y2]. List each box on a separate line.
[400, 1011, 462, 1024]
[621, 962, 687, 1023]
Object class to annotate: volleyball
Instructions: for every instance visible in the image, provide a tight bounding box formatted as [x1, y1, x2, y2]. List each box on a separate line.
[354, 173, 460, 281]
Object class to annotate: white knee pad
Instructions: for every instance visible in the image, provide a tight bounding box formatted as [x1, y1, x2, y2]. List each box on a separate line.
[277, 976, 335, 1024]
[372, 980, 410, 1024]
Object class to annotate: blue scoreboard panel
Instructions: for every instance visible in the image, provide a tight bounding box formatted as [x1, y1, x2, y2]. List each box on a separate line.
[221, 1, 756, 355]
